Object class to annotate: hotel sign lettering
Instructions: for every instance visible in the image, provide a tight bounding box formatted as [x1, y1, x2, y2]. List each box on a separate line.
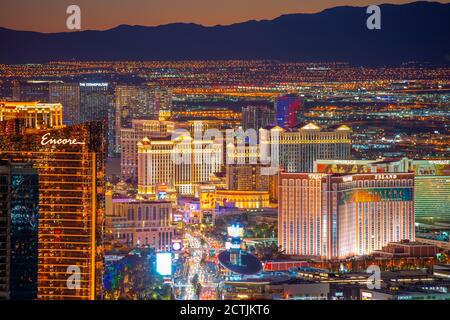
[40, 133, 85, 146]
[374, 174, 397, 180]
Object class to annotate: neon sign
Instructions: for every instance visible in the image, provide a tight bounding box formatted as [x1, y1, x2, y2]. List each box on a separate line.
[41, 133, 85, 146]
[308, 174, 325, 180]
[374, 174, 397, 180]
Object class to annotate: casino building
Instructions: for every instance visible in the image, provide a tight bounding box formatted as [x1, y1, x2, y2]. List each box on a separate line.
[120, 119, 176, 180]
[262, 123, 352, 173]
[105, 196, 174, 251]
[314, 158, 450, 223]
[137, 133, 222, 196]
[279, 172, 415, 260]
[0, 101, 63, 130]
[0, 117, 105, 300]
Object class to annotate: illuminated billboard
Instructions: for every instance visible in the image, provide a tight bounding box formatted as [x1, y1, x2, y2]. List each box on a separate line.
[339, 188, 413, 205]
[414, 163, 450, 176]
[317, 163, 375, 174]
[156, 184, 168, 200]
[227, 225, 244, 238]
[200, 186, 216, 210]
[156, 252, 172, 276]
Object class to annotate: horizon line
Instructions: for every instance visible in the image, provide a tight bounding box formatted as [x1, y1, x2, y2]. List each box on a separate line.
[0, 1, 445, 34]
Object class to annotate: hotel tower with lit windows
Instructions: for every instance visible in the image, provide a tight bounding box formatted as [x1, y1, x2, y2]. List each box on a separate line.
[262, 123, 352, 173]
[0, 102, 105, 300]
[279, 172, 415, 260]
[137, 132, 222, 196]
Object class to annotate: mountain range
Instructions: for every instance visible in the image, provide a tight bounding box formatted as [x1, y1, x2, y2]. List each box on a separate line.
[0, 1, 449, 65]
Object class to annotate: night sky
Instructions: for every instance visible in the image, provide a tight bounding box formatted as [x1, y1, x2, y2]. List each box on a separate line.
[1, 0, 448, 33]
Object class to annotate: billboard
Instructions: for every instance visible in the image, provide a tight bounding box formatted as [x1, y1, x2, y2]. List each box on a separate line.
[156, 184, 167, 200]
[200, 186, 216, 210]
[227, 225, 244, 238]
[317, 163, 375, 174]
[339, 188, 413, 205]
[156, 252, 172, 276]
[414, 163, 450, 176]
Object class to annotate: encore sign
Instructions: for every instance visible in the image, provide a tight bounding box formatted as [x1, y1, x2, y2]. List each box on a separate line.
[40, 133, 85, 146]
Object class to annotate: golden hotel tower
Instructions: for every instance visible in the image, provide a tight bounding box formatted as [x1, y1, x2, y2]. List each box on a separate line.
[0, 113, 105, 300]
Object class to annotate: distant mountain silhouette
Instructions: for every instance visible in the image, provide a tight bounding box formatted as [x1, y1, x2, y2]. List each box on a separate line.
[1, 1, 449, 65]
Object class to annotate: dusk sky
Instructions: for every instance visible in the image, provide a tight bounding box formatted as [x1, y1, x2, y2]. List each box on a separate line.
[0, 0, 448, 33]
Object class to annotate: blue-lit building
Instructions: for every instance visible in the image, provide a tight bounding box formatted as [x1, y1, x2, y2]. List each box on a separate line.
[274, 94, 302, 128]
[0, 160, 39, 300]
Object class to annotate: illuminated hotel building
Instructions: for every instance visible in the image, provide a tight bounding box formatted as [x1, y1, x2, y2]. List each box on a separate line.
[150, 86, 172, 115]
[274, 93, 303, 128]
[279, 172, 415, 260]
[114, 85, 158, 153]
[106, 196, 174, 251]
[0, 101, 63, 130]
[226, 164, 269, 192]
[12, 80, 54, 103]
[263, 123, 352, 173]
[173, 109, 241, 123]
[49, 83, 80, 126]
[216, 190, 270, 209]
[412, 160, 450, 223]
[137, 133, 221, 196]
[120, 119, 176, 180]
[242, 105, 275, 131]
[80, 82, 114, 156]
[0, 160, 39, 300]
[0, 119, 105, 300]
[315, 158, 450, 223]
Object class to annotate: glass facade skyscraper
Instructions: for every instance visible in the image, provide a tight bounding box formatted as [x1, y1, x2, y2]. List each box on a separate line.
[274, 94, 302, 128]
[0, 160, 39, 300]
[80, 82, 114, 157]
[49, 83, 81, 126]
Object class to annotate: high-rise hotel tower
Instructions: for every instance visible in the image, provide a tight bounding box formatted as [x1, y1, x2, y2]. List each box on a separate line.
[0, 105, 105, 300]
[262, 123, 352, 173]
[121, 119, 176, 181]
[138, 133, 222, 196]
[279, 172, 415, 260]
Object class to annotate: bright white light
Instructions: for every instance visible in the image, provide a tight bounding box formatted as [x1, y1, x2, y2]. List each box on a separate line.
[227, 225, 244, 238]
[172, 241, 182, 251]
[156, 252, 172, 276]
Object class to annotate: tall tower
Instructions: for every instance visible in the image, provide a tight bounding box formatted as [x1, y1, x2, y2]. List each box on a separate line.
[278, 172, 415, 259]
[0, 160, 39, 300]
[0, 119, 106, 300]
[274, 94, 302, 129]
[80, 82, 114, 157]
[273, 123, 352, 173]
[49, 83, 80, 126]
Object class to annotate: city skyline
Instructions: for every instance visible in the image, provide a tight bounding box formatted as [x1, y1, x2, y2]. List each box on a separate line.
[0, 0, 449, 304]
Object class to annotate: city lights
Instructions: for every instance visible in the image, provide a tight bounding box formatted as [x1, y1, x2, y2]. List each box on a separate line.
[0, 0, 449, 309]
[156, 252, 173, 276]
